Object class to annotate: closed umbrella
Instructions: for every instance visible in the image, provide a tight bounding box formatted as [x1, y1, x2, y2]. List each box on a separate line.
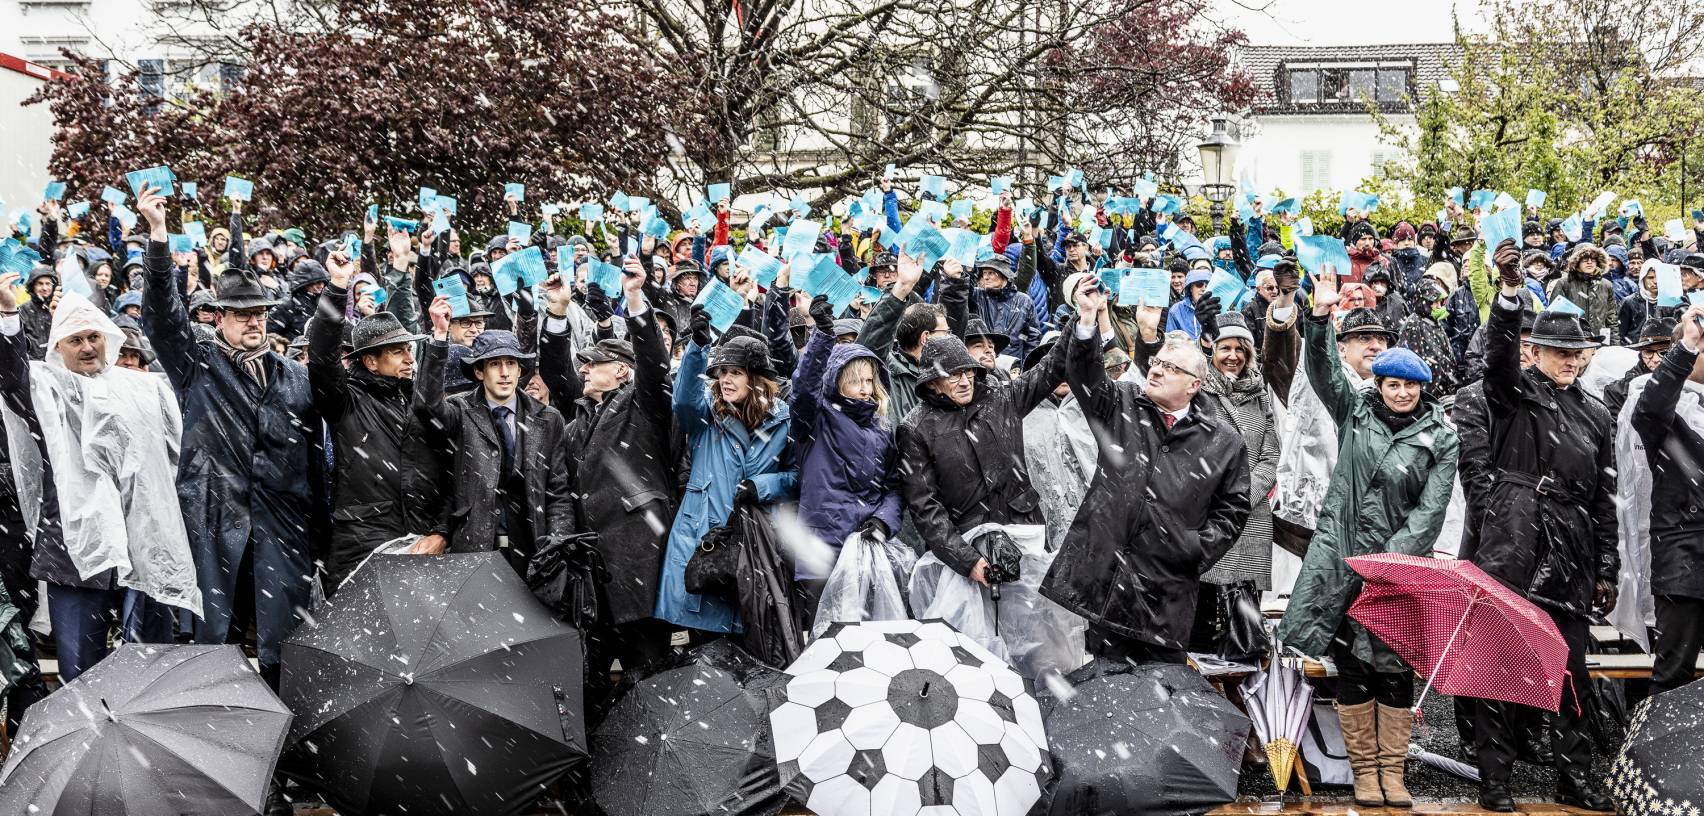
[590, 640, 789, 816]
[769, 619, 1050, 816]
[1345, 553, 1570, 713]
[280, 552, 586, 816]
[1037, 659, 1250, 816]
[1611, 678, 1704, 815]
[0, 644, 291, 815]
[1240, 646, 1314, 793]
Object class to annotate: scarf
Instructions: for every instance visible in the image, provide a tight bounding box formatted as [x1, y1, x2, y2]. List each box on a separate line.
[1368, 390, 1421, 433]
[215, 331, 271, 389]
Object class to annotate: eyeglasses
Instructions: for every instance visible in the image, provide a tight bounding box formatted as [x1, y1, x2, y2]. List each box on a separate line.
[1151, 359, 1199, 381]
[225, 309, 268, 323]
[941, 370, 976, 384]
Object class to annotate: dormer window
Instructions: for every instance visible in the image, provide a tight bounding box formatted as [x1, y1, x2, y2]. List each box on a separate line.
[1286, 63, 1411, 107]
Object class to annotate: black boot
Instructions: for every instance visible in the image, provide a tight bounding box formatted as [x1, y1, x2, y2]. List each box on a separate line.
[1558, 777, 1613, 812]
[265, 776, 292, 816]
[1478, 784, 1515, 812]
[1517, 712, 1554, 765]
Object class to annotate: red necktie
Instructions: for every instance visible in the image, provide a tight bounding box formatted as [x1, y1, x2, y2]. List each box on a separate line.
[1163, 413, 1176, 429]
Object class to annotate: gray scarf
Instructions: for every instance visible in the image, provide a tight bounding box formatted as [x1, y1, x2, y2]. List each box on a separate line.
[214, 331, 271, 389]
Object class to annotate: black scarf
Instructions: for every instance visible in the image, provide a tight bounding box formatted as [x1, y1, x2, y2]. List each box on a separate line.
[1369, 391, 1422, 434]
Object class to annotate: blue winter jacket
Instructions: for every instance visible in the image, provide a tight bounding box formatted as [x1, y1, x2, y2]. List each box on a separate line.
[971, 282, 1041, 364]
[655, 340, 799, 633]
[789, 331, 903, 578]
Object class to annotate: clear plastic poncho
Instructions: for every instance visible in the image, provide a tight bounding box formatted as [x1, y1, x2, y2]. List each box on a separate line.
[810, 531, 918, 639]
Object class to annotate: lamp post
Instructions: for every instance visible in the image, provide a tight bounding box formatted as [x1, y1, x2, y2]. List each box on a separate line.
[1197, 117, 1240, 235]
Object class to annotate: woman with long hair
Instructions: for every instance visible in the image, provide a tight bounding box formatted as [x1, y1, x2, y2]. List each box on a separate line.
[789, 296, 904, 629]
[654, 307, 797, 636]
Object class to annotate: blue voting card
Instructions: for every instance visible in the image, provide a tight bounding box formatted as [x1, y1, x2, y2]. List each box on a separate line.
[127, 165, 176, 198]
[692, 277, 744, 332]
[224, 176, 255, 202]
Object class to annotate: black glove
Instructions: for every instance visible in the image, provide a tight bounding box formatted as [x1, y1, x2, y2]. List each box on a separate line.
[1195, 294, 1223, 338]
[857, 517, 890, 541]
[689, 305, 714, 347]
[809, 294, 836, 334]
[583, 284, 614, 322]
[735, 479, 759, 505]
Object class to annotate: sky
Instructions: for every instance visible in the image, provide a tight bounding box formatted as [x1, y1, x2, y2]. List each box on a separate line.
[1210, 0, 1490, 46]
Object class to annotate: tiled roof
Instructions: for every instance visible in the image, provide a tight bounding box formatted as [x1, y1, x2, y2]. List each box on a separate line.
[1237, 43, 1464, 114]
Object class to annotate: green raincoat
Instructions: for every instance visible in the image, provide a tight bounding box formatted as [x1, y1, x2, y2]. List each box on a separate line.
[1277, 315, 1460, 670]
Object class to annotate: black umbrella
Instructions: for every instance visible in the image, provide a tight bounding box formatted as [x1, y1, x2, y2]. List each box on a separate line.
[280, 552, 586, 816]
[591, 640, 789, 816]
[1035, 659, 1250, 816]
[1611, 677, 1704, 816]
[0, 644, 292, 815]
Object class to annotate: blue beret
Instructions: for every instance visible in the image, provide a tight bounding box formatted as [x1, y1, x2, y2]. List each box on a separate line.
[1370, 347, 1432, 383]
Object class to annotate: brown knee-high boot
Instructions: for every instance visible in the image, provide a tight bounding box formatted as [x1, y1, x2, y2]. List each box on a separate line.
[1337, 700, 1384, 807]
[1377, 703, 1414, 807]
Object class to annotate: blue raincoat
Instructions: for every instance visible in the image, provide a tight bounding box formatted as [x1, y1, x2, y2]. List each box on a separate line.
[655, 341, 798, 633]
[789, 331, 903, 578]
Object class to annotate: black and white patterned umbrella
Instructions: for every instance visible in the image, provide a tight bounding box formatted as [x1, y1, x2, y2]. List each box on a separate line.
[768, 619, 1049, 816]
[1611, 678, 1704, 816]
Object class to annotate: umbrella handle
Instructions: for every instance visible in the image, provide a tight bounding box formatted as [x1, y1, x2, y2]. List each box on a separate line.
[1412, 589, 1482, 717]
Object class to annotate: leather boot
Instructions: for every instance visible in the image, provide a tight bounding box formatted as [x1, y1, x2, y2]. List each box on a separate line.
[1376, 703, 1414, 807]
[1337, 700, 1383, 807]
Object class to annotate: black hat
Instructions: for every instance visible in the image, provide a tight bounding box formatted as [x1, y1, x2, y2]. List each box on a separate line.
[1680, 252, 1704, 273]
[915, 335, 983, 397]
[1061, 231, 1090, 247]
[344, 312, 427, 359]
[1522, 220, 1544, 239]
[870, 250, 898, 270]
[246, 236, 277, 260]
[672, 259, 703, 282]
[1628, 317, 1677, 350]
[1023, 330, 1060, 370]
[211, 269, 283, 310]
[1527, 311, 1601, 350]
[188, 289, 219, 315]
[119, 326, 156, 366]
[1347, 220, 1378, 243]
[1365, 266, 1392, 285]
[707, 335, 776, 378]
[1450, 227, 1477, 245]
[458, 330, 536, 379]
[576, 338, 636, 366]
[963, 318, 1009, 355]
[974, 254, 1012, 279]
[286, 259, 331, 293]
[1337, 308, 1397, 344]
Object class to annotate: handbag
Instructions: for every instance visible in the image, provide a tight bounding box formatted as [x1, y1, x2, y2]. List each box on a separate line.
[525, 532, 608, 630]
[685, 519, 742, 599]
[1213, 580, 1268, 660]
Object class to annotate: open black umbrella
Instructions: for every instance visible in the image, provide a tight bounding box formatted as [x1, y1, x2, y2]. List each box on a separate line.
[591, 640, 789, 816]
[280, 552, 586, 816]
[1036, 659, 1250, 816]
[0, 644, 292, 815]
[1611, 677, 1704, 815]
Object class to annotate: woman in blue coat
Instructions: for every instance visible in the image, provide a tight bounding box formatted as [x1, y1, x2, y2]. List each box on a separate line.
[655, 309, 798, 635]
[790, 296, 904, 626]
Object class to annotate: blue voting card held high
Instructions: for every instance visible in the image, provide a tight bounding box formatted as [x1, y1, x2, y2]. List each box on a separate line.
[783, 219, 822, 261]
[127, 165, 176, 198]
[1546, 295, 1585, 317]
[505, 182, 525, 201]
[169, 234, 193, 254]
[101, 186, 127, 207]
[507, 221, 533, 244]
[1119, 268, 1171, 307]
[587, 260, 624, 298]
[1479, 206, 1522, 253]
[183, 221, 207, 248]
[919, 175, 945, 199]
[707, 183, 732, 205]
[182, 181, 198, 200]
[736, 247, 782, 288]
[432, 276, 472, 318]
[224, 176, 255, 202]
[692, 277, 745, 332]
[1526, 189, 1547, 210]
[42, 181, 65, 202]
[1206, 269, 1250, 310]
[990, 176, 1012, 196]
[418, 187, 438, 210]
[579, 203, 605, 223]
[1295, 234, 1352, 280]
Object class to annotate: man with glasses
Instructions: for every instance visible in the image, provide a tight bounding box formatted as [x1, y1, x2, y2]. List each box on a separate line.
[137, 183, 320, 693]
[1041, 275, 1250, 664]
[897, 297, 1069, 586]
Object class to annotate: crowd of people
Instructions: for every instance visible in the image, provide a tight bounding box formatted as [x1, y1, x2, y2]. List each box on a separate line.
[1, 171, 1702, 814]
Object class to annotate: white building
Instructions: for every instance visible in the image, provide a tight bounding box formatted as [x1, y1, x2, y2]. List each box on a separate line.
[1232, 44, 1462, 197]
[1, 52, 59, 212]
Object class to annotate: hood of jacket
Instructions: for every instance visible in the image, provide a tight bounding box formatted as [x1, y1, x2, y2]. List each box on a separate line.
[821, 341, 889, 425]
[1565, 243, 1609, 280]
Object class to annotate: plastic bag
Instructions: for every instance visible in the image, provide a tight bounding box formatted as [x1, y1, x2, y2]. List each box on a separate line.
[811, 531, 919, 638]
[908, 523, 1087, 680]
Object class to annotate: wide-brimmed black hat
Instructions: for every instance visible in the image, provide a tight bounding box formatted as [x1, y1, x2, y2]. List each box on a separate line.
[963, 317, 1009, 355]
[870, 250, 898, 271]
[1527, 311, 1601, 349]
[915, 334, 983, 397]
[344, 312, 427, 359]
[211, 269, 283, 310]
[706, 335, 776, 378]
[1629, 317, 1677, 350]
[1023, 330, 1060, 370]
[457, 329, 536, 378]
[1449, 227, 1477, 245]
[576, 338, 636, 366]
[1337, 307, 1397, 344]
[119, 326, 156, 366]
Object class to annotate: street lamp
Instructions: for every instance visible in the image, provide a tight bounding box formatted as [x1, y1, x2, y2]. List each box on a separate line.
[1197, 117, 1240, 235]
